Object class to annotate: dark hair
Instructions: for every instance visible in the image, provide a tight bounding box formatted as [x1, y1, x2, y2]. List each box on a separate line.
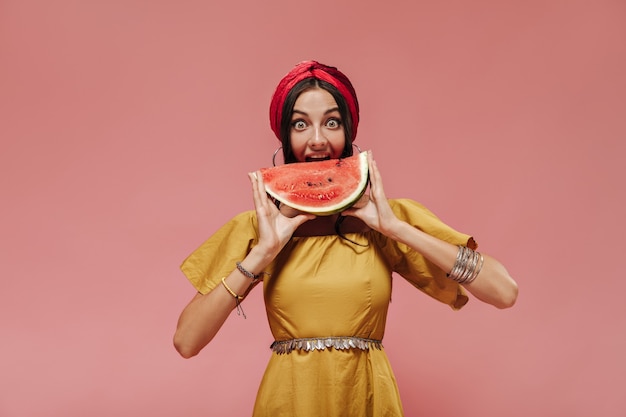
[279, 78, 354, 164]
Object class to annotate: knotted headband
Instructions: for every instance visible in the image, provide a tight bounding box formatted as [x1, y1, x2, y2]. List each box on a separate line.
[269, 61, 360, 141]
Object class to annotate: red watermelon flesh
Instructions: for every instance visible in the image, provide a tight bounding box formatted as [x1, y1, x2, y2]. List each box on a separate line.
[259, 151, 369, 215]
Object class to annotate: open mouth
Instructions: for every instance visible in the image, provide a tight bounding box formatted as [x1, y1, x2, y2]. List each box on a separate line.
[305, 155, 331, 162]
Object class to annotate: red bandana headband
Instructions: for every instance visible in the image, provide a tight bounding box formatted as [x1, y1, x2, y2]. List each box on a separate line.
[269, 61, 360, 141]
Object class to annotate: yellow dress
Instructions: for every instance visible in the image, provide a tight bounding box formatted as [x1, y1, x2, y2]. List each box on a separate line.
[181, 199, 474, 417]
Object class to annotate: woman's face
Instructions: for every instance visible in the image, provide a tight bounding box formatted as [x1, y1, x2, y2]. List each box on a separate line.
[289, 88, 346, 162]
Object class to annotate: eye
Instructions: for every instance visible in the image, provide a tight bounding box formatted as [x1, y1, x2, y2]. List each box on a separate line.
[291, 120, 307, 131]
[326, 118, 342, 129]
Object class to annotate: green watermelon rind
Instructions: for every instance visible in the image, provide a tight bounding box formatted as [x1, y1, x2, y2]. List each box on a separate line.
[263, 151, 370, 216]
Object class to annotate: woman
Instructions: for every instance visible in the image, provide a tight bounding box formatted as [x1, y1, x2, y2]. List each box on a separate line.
[173, 61, 518, 416]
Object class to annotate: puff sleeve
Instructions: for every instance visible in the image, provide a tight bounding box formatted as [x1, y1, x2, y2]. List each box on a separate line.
[180, 211, 259, 294]
[375, 199, 477, 310]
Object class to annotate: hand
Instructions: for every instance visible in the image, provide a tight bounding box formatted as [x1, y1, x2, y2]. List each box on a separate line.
[249, 171, 315, 256]
[343, 152, 400, 235]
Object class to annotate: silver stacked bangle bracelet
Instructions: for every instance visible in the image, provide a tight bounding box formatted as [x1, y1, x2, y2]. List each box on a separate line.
[447, 246, 484, 284]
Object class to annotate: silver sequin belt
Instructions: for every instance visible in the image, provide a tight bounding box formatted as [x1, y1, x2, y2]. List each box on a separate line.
[270, 336, 383, 355]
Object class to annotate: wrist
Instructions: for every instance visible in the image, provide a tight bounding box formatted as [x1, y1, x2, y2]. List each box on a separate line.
[245, 246, 276, 272]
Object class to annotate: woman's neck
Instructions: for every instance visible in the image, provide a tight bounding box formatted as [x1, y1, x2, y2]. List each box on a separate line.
[293, 214, 369, 237]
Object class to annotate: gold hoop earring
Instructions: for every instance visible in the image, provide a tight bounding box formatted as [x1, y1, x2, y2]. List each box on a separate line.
[272, 146, 283, 166]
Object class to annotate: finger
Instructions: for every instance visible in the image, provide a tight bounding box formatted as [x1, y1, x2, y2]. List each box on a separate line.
[250, 171, 269, 210]
[249, 172, 260, 204]
[369, 160, 388, 202]
[368, 159, 379, 196]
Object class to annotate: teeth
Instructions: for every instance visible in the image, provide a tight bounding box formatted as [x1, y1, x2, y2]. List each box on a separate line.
[306, 155, 330, 161]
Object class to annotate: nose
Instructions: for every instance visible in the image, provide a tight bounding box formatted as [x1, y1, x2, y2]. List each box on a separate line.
[309, 126, 328, 149]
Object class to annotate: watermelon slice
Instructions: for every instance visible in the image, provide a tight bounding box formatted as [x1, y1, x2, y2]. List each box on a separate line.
[260, 151, 369, 215]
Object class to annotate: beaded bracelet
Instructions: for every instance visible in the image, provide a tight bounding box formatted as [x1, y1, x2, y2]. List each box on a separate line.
[236, 261, 266, 280]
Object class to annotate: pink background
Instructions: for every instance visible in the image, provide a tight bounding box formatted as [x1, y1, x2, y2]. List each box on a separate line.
[1, 1, 625, 416]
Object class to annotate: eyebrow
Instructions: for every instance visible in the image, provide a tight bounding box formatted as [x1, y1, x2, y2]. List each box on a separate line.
[292, 107, 340, 117]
